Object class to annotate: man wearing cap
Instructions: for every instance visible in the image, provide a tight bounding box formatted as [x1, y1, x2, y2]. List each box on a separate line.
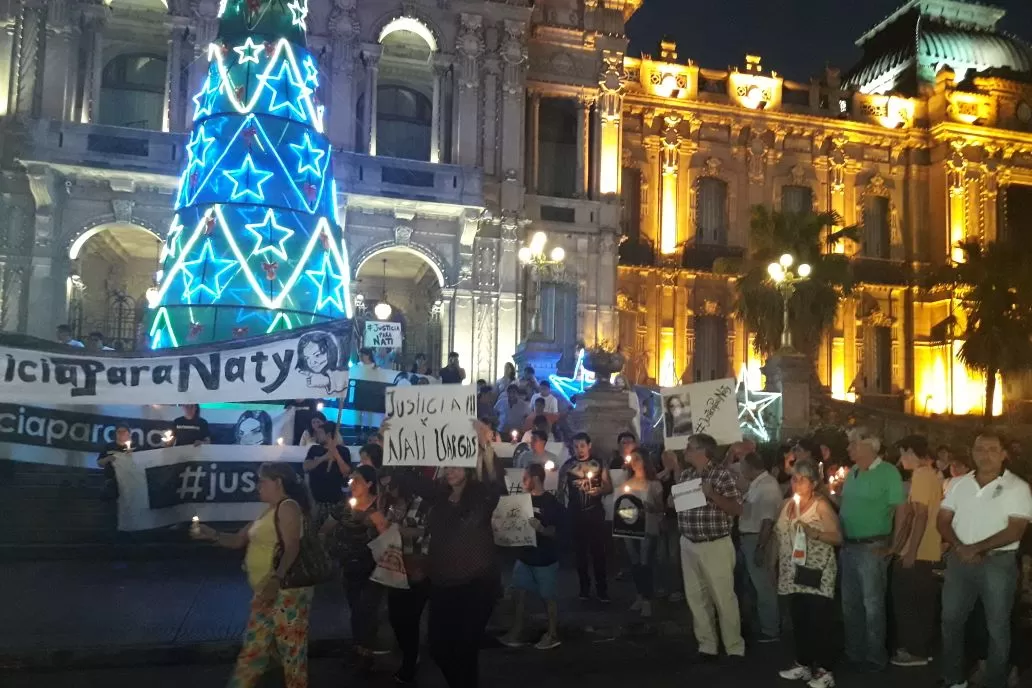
[938, 430, 1032, 688]
[838, 427, 905, 671]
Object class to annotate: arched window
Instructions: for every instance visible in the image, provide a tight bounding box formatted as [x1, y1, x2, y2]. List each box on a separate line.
[696, 177, 729, 246]
[376, 85, 432, 161]
[98, 53, 167, 130]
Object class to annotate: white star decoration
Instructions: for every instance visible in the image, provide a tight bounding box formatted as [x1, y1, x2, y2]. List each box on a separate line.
[289, 133, 325, 177]
[735, 367, 781, 442]
[181, 239, 239, 301]
[244, 209, 295, 261]
[222, 154, 274, 202]
[287, 0, 308, 29]
[233, 37, 264, 65]
[305, 253, 345, 312]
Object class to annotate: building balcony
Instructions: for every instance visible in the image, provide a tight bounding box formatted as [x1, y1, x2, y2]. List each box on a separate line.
[681, 242, 745, 271]
[15, 119, 185, 179]
[524, 195, 604, 232]
[335, 152, 483, 209]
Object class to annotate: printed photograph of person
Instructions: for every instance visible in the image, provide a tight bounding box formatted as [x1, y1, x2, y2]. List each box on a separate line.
[663, 393, 693, 437]
[296, 331, 347, 395]
[234, 410, 273, 446]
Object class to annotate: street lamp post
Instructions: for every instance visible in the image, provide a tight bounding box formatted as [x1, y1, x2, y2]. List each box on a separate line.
[519, 231, 566, 334]
[767, 253, 811, 351]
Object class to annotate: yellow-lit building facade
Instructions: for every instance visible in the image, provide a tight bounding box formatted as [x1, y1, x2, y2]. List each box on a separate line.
[610, 0, 1032, 418]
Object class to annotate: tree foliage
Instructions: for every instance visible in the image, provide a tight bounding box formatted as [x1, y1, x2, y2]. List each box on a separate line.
[720, 206, 859, 359]
[924, 239, 1032, 420]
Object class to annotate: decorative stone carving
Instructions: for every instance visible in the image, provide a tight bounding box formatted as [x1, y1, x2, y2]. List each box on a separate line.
[112, 199, 134, 224]
[394, 225, 413, 245]
[597, 50, 624, 125]
[866, 173, 888, 197]
[704, 157, 722, 176]
[328, 0, 359, 74]
[456, 13, 484, 91]
[747, 130, 768, 184]
[661, 115, 681, 174]
[790, 164, 806, 185]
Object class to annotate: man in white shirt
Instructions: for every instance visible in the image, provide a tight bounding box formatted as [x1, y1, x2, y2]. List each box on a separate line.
[517, 430, 558, 469]
[938, 430, 1032, 688]
[738, 451, 783, 642]
[494, 385, 529, 437]
[530, 381, 559, 415]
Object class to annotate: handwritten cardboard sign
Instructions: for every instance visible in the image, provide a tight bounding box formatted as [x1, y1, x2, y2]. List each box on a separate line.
[383, 385, 478, 467]
[491, 493, 537, 547]
[364, 321, 402, 349]
[672, 478, 707, 512]
[660, 378, 742, 449]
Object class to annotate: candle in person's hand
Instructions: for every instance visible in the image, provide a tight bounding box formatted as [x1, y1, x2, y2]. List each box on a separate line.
[624, 455, 631, 464]
[586, 471, 594, 480]
[162, 430, 174, 444]
[510, 430, 519, 442]
[623, 484, 631, 493]
[349, 497, 357, 508]
[544, 460, 555, 471]
[123, 441, 132, 452]
[276, 437, 284, 445]
[190, 515, 200, 535]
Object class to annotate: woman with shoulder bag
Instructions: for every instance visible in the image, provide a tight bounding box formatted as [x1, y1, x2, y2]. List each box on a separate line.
[191, 462, 321, 688]
[774, 458, 843, 688]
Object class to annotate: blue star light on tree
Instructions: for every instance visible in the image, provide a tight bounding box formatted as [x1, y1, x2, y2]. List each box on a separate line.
[147, 0, 353, 347]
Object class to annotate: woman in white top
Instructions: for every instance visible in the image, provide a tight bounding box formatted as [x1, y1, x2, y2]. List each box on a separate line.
[775, 458, 842, 688]
[298, 412, 327, 447]
[622, 451, 664, 618]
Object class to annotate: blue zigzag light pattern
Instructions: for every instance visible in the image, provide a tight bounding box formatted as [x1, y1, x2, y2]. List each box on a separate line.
[148, 0, 351, 347]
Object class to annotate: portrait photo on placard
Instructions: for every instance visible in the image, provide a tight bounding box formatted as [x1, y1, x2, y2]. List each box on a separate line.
[662, 391, 694, 438]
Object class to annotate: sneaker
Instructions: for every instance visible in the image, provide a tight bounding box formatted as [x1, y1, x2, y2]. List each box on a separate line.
[597, 593, 611, 603]
[946, 683, 968, 688]
[891, 650, 930, 667]
[757, 635, 779, 644]
[779, 665, 813, 681]
[807, 669, 835, 688]
[578, 592, 591, 601]
[640, 600, 652, 618]
[630, 597, 642, 612]
[534, 632, 561, 650]
[499, 632, 525, 648]
[669, 591, 685, 603]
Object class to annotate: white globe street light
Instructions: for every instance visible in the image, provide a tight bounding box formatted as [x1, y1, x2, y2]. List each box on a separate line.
[766, 253, 812, 352]
[518, 246, 532, 263]
[797, 263, 812, 278]
[550, 246, 565, 262]
[779, 253, 794, 268]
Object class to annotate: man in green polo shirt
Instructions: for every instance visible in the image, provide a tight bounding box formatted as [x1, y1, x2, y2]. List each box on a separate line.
[839, 427, 906, 672]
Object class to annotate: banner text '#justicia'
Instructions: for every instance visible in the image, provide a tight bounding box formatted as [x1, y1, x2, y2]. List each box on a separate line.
[1, 351, 295, 398]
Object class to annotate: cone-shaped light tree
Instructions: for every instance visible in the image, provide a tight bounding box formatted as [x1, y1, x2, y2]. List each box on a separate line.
[147, 0, 352, 348]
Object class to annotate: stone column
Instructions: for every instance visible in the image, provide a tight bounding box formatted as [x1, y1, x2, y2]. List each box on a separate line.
[79, 8, 108, 125]
[454, 13, 483, 167]
[430, 56, 450, 164]
[39, 0, 79, 121]
[361, 45, 381, 156]
[8, 3, 45, 118]
[162, 26, 189, 132]
[528, 92, 541, 193]
[326, 0, 358, 149]
[764, 351, 810, 440]
[575, 96, 591, 198]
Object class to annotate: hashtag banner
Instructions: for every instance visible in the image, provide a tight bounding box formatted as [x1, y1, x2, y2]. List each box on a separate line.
[113, 444, 307, 531]
[0, 321, 355, 405]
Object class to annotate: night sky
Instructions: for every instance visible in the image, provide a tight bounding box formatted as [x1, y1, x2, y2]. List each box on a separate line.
[626, 0, 1032, 83]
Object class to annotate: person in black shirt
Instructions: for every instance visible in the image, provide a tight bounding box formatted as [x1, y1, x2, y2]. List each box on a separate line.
[439, 352, 466, 384]
[501, 463, 564, 650]
[97, 425, 134, 500]
[303, 421, 352, 526]
[558, 432, 613, 601]
[171, 404, 210, 447]
[285, 398, 322, 445]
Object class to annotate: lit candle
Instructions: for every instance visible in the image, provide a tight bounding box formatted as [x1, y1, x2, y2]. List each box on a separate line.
[349, 497, 357, 508]
[276, 437, 284, 445]
[317, 402, 324, 411]
[623, 455, 631, 464]
[510, 430, 519, 442]
[162, 430, 174, 444]
[544, 460, 555, 471]
[123, 441, 132, 452]
[793, 493, 801, 517]
[586, 471, 595, 480]
[623, 484, 631, 493]
[190, 515, 200, 535]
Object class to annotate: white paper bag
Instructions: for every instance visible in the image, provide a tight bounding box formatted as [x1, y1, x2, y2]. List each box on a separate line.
[368, 524, 409, 589]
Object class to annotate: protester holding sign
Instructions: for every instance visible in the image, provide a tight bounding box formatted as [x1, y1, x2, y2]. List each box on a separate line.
[96, 425, 133, 501]
[190, 463, 314, 688]
[426, 462, 501, 688]
[676, 433, 745, 660]
[558, 432, 613, 603]
[303, 422, 352, 528]
[501, 463, 564, 650]
[321, 465, 389, 671]
[622, 452, 664, 618]
[172, 404, 211, 447]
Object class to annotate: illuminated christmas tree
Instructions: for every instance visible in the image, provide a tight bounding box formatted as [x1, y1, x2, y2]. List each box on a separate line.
[147, 0, 352, 348]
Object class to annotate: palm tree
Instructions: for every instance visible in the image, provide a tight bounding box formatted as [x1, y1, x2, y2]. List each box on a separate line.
[719, 206, 859, 360]
[925, 239, 1032, 420]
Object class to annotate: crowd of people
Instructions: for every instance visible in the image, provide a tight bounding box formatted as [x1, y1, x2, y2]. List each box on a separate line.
[91, 348, 1032, 688]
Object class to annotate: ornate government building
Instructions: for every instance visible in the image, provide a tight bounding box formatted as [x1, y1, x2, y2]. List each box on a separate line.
[0, 0, 1030, 417]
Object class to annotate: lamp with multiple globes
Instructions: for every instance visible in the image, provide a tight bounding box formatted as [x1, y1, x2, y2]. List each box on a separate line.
[519, 231, 566, 272]
[766, 253, 812, 351]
